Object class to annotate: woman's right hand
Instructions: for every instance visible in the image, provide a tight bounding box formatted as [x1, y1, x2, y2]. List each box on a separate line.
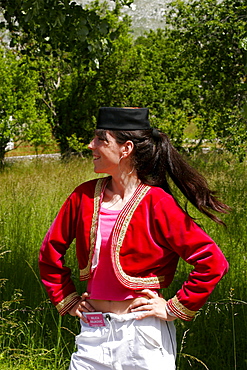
[68, 292, 95, 323]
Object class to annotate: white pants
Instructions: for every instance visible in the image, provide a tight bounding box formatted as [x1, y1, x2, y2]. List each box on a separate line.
[69, 312, 176, 370]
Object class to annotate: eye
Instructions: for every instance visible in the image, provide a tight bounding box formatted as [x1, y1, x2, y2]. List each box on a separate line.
[96, 135, 108, 144]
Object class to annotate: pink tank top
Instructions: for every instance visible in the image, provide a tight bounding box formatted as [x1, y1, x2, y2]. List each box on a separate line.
[87, 207, 142, 300]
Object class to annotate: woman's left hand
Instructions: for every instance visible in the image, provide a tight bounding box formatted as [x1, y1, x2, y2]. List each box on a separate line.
[129, 289, 177, 322]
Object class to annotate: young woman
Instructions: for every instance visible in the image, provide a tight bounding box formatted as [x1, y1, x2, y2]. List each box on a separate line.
[39, 107, 229, 370]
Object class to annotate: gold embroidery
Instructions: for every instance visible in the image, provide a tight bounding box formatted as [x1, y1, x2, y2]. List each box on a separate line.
[113, 184, 164, 287]
[80, 178, 108, 279]
[171, 295, 197, 318]
[56, 292, 80, 313]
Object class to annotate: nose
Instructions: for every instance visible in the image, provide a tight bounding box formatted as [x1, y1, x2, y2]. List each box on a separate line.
[88, 138, 95, 150]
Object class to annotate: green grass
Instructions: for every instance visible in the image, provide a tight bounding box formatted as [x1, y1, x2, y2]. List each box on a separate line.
[0, 154, 246, 369]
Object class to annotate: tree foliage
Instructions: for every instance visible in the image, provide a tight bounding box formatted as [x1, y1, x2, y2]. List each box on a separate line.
[0, 0, 130, 65]
[0, 1, 133, 157]
[49, 0, 247, 159]
[44, 4, 134, 155]
[0, 47, 53, 165]
[51, 29, 190, 153]
[0, 0, 246, 160]
[163, 0, 247, 158]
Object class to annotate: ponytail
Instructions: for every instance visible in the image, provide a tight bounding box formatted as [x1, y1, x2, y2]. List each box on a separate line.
[157, 133, 230, 224]
[96, 128, 230, 224]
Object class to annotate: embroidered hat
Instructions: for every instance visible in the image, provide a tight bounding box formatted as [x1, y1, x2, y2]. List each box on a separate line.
[97, 107, 151, 130]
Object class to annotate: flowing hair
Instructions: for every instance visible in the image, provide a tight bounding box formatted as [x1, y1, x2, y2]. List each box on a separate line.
[95, 129, 230, 225]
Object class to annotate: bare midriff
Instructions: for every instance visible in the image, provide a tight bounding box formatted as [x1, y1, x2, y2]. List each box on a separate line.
[86, 297, 149, 315]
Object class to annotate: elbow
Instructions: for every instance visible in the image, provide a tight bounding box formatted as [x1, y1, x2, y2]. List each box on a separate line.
[223, 258, 229, 276]
[213, 254, 229, 280]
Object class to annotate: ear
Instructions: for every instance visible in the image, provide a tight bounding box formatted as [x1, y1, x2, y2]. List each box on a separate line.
[121, 140, 134, 158]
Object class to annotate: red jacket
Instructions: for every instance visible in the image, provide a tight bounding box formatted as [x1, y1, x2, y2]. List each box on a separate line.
[39, 177, 229, 320]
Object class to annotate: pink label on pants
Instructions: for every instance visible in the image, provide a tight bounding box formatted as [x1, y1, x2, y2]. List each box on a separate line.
[84, 312, 105, 327]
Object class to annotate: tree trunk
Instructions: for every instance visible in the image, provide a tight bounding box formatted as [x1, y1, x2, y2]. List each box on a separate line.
[0, 146, 6, 170]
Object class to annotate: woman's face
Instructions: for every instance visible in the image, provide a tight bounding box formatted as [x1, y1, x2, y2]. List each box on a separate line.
[88, 132, 123, 175]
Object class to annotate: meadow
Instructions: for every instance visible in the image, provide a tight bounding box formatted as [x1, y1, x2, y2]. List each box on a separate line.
[0, 153, 246, 370]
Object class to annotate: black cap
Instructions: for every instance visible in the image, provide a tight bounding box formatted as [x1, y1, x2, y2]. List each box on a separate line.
[97, 107, 151, 130]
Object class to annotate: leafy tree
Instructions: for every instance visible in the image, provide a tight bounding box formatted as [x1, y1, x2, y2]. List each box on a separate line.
[53, 29, 189, 153]
[45, 3, 134, 155]
[0, 0, 131, 65]
[2, 0, 246, 160]
[65, 0, 247, 156]
[0, 47, 53, 165]
[162, 0, 247, 158]
[0, 0, 135, 155]
[94, 31, 189, 147]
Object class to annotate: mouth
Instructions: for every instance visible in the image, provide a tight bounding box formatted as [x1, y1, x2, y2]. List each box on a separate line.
[93, 155, 100, 161]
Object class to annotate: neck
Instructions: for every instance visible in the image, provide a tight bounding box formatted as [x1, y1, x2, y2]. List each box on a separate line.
[102, 172, 141, 210]
[110, 173, 140, 198]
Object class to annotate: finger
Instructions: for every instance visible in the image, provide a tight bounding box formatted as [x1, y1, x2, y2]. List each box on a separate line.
[79, 300, 95, 312]
[129, 297, 151, 310]
[130, 301, 153, 312]
[135, 310, 153, 320]
[77, 292, 95, 312]
[76, 310, 89, 323]
[135, 289, 158, 299]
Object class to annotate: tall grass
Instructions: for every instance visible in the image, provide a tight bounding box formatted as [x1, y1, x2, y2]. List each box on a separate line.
[0, 154, 246, 369]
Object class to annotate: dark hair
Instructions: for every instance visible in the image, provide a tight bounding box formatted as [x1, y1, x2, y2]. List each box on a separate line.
[95, 129, 230, 225]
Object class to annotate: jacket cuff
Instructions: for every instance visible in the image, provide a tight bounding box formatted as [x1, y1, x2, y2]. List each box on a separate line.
[167, 295, 197, 321]
[55, 292, 81, 316]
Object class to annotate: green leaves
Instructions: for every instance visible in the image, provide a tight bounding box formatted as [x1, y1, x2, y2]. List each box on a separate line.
[99, 19, 109, 35]
[0, 0, 246, 160]
[162, 0, 247, 158]
[76, 25, 89, 41]
[0, 48, 54, 163]
[239, 37, 247, 51]
[0, 0, 116, 64]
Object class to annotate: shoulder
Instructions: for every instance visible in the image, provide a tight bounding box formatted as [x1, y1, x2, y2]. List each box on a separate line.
[146, 186, 177, 204]
[66, 177, 107, 204]
[73, 177, 109, 195]
[73, 178, 99, 194]
[145, 185, 186, 217]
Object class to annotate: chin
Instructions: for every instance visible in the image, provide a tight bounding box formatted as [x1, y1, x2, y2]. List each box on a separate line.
[94, 167, 106, 174]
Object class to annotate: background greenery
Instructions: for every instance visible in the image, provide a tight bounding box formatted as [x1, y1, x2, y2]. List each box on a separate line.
[0, 154, 246, 369]
[0, 0, 246, 163]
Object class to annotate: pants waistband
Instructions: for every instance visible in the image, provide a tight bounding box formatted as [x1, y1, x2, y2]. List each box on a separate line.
[102, 311, 141, 322]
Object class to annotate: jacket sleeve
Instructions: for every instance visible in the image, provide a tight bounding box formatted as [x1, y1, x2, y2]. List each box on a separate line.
[154, 195, 229, 321]
[39, 191, 82, 315]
